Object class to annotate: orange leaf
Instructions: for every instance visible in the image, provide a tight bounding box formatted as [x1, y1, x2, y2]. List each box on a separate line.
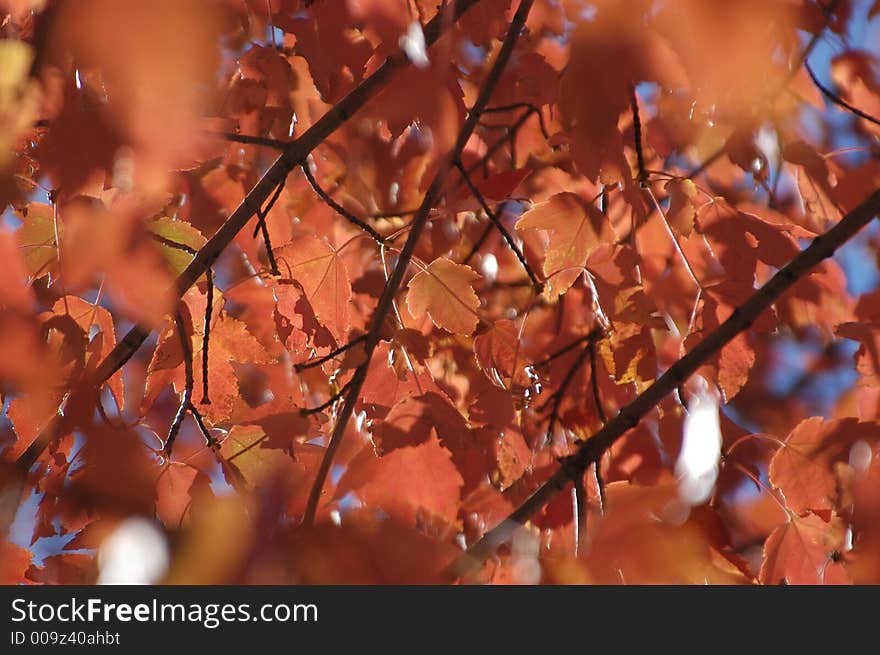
[665, 178, 698, 236]
[406, 257, 480, 335]
[473, 318, 530, 387]
[155, 462, 212, 529]
[276, 236, 352, 344]
[287, 512, 458, 584]
[335, 436, 463, 525]
[48, 296, 124, 411]
[578, 481, 753, 584]
[759, 512, 849, 585]
[516, 192, 609, 298]
[769, 417, 878, 513]
[45, 0, 234, 193]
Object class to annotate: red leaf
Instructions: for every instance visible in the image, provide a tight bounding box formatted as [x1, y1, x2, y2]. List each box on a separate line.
[0, 539, 33, 584]
[335, 436, 463, 525]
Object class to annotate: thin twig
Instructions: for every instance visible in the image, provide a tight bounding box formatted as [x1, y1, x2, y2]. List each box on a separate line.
[188, 403, 218, 450]
[466, 107, 535, 176]
[644, 187, 703, 291]
[189, 402, 246, 490]
[251, 180, 286, 238]
[462, 221, 495, 264]
[543, 344, 591, 442]
[483, 102, 550, 140]
[200, 268, 213, 405]
[455, 160, 542, 291]
[449, 187, 880, 579]
[302, 0, 536, 526]
[805, 60, 880, 128]
[533, 331, 598, 369]
[300, 379, 355, 416]
[630, 85, 648, 187]
[253, 183, 284, 276]
[165, 311, 194, 456]
[257, 214, 279, 275]
[301, 163, 386, 245]
[221, 132, 289, 149]
[573, 476, 587, 557]
[294, 335, 367, 372]
[150, 233, 198, 254]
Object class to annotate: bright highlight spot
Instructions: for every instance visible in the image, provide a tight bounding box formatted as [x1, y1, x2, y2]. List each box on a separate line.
[97, 517, 170, 585]
[399, 21, 429, 70]
[675, 377, 722, 506]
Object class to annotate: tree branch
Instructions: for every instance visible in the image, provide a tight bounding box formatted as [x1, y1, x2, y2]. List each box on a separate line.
[164, 311, 194, 456]
[302, 0, 536, 526]
[200, 267, 213, 405]
[11, 0, 483, 480]
[805, 60, 880, 128]
[450, 187, 880, 579]
[630, 85, 647, 187]
[294, 334, 366, 372]
[300, 163, 387, 245]
[454, 160, 542, 291]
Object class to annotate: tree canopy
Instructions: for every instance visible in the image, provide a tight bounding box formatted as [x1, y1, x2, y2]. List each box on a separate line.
[2, 0, 880, 584]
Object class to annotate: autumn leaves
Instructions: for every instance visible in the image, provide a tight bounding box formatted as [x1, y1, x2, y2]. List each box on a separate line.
[405, 192, 608, 335]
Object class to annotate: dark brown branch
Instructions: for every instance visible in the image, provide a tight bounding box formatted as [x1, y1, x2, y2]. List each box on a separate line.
[805, 60, 880, 128]
[294, 335, 367, 372]
[594, 460, 606, 515]
[467, 107, 535, 175]
[300, 379, 355, 416]
[450, 187, 880, 579]
[221, 132, 289, 149]
[188, 403, 218, 450]
[573, 476, 587, 557]
[533, 331, 598, 369]
[630, 85, 648, 187]
[257, 213, 279, 275]
[483, 102, 550, 140]
[302, 0, 536, 526]
[301, 164, 386, 245]
[10, 0, 484, 482]
[543, 344, 590, 442]
[455, 160, 542, 291]
[165, 311, 194, 456]
[200, 268, 213, 405]
[150, 233, 198, 254]
[251, 180, 286, 238]
[462, 221, 494, 264]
